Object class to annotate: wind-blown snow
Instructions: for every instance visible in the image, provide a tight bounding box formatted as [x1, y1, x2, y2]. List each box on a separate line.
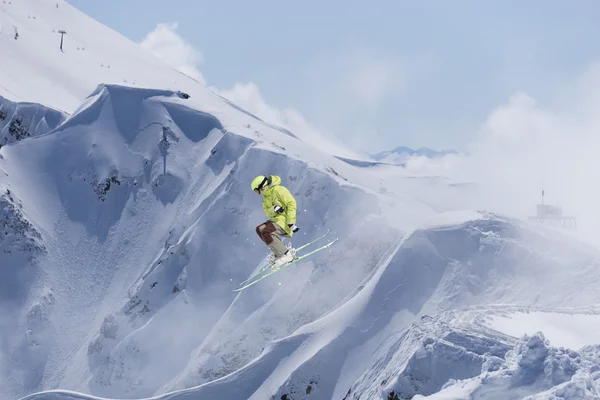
[489, 311, 600, 351]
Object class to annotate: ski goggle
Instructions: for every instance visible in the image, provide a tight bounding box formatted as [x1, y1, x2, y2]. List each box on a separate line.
[253, 176, 270, 193]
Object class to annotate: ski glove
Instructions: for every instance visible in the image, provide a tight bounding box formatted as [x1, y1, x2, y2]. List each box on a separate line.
[273, 205, 284, 214]
[288, 223, 299, 233]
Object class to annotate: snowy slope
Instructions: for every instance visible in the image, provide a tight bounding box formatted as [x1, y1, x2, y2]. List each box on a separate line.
[407, 307, 600, 400]
[0, 3, 442, 395]
[0, 0, 196, 113]
[173, 211, 600, 400]
[19, 211, 600, 400]
[0, 82, 418, 400]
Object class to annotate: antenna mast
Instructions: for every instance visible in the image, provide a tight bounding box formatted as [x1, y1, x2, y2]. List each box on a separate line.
[541, 181, 544, 205]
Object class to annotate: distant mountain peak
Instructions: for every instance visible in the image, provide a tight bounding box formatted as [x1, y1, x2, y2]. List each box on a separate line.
[371, 145, 460, 164]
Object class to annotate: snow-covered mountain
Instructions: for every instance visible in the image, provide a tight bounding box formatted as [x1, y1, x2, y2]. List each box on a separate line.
[17, 211, 600, 400]
[2, 1, 600, 400]
[372, 146, 460, 166]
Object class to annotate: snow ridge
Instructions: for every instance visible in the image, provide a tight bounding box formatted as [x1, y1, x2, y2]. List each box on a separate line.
[0, 95, 66, 147]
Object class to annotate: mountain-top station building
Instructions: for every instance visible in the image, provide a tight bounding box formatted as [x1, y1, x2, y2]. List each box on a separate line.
[528, 190, 577, 229]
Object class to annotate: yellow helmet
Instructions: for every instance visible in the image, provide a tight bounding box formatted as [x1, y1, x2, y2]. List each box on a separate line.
[251, 175, 268, 191]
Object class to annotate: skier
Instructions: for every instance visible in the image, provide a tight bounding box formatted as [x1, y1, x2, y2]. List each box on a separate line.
[251, 174, 299, 269]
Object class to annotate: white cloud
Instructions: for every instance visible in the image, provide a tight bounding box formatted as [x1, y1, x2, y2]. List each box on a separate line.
[370, 59, 600, 247]
[343, 54, 406, 112]
[401, 153, 464, 175]
[139, 23, 361, 156]
[442, 61, 600, 246]
[211, 49, 407, 158]
[305, 48, 405, 119]
[217, 82, 295, 129]
[139, 23, 365, 158]
[298, 48, 407, 154]
[216, 82, 363, 158]
[140, 22, 205, 84]
[139, 25, 409, 158]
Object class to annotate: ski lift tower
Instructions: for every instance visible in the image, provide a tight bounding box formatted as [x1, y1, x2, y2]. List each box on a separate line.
[528, 189, 577, 229]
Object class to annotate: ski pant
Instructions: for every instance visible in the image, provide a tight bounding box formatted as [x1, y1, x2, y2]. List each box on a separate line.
[256, 221, 288, 257]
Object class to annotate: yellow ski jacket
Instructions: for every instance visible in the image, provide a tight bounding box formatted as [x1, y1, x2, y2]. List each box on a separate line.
[261, 175, 297, 236]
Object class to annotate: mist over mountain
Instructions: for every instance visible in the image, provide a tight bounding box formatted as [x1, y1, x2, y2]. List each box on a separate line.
[371, 146, 461, 166]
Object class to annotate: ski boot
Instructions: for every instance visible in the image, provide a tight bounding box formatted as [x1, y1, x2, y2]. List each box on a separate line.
[286, 242, 298, 260]
[271, 249, 295, 271]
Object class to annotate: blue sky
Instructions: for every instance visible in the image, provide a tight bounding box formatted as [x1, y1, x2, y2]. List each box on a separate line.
[67, 0, 600, 154]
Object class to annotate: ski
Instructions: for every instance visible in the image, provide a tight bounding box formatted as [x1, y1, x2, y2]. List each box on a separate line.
[238, 230, 332, 286]
[233, 238, 339, 292]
